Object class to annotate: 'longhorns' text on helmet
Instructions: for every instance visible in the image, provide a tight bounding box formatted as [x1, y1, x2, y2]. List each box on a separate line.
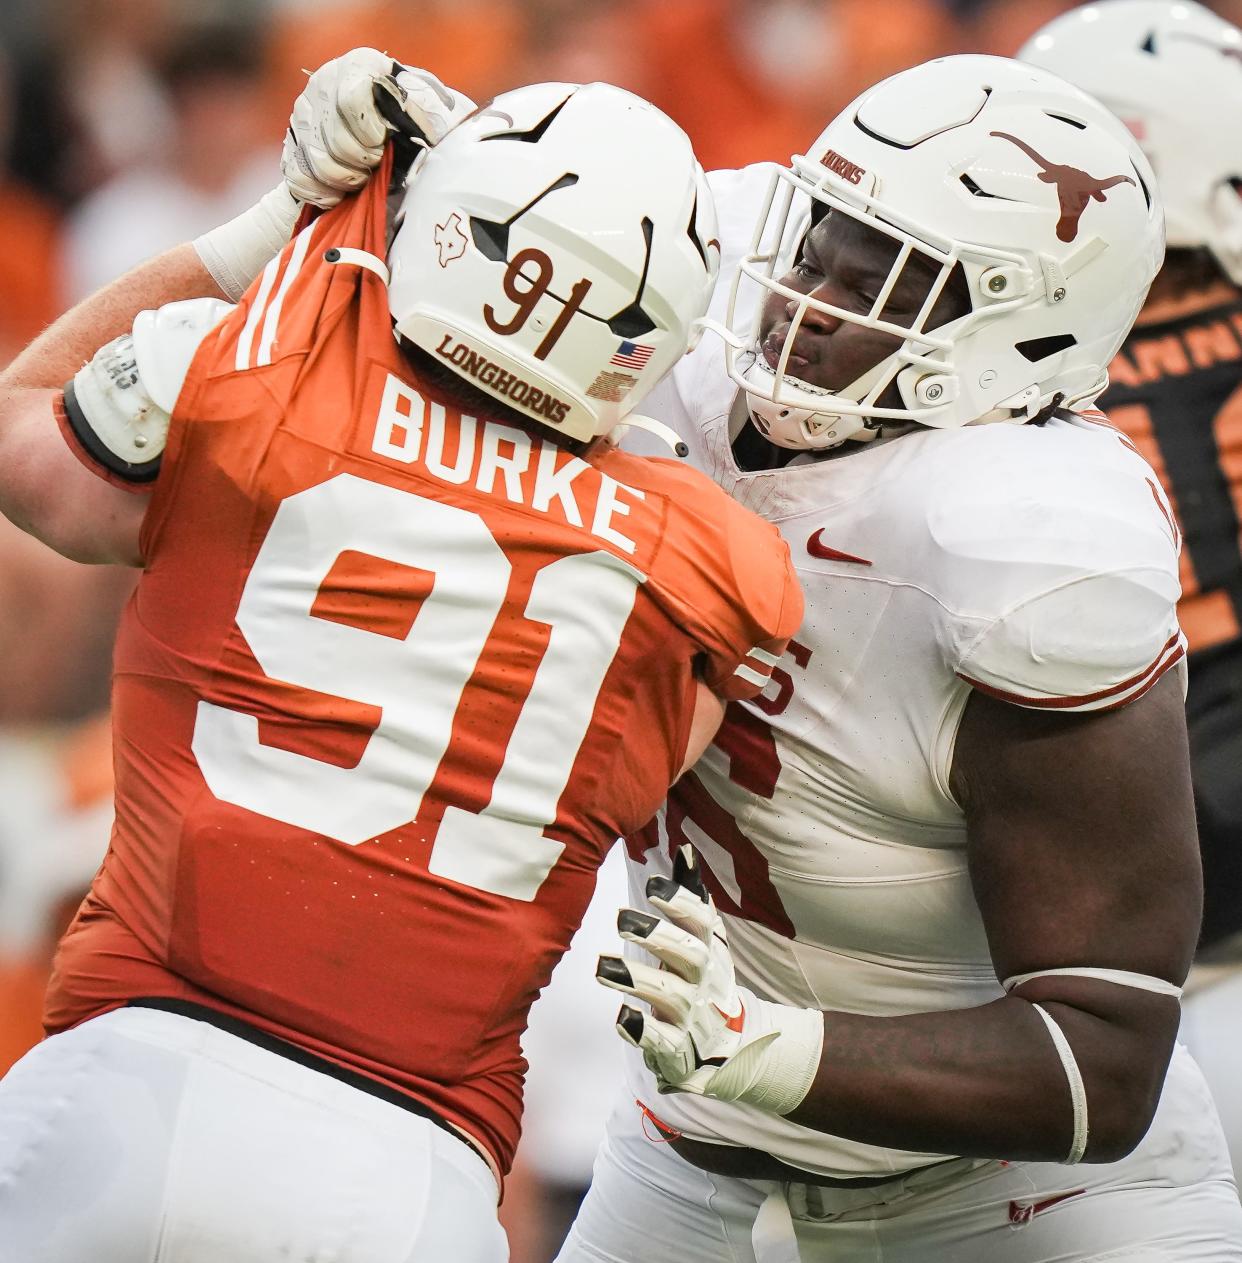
[712, 54, 1163, 450]
[387, 81, 720, 445]
[1021, 0, 1242, 286]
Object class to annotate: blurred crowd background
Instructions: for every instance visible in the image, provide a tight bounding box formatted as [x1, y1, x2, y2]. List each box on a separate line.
[3, 0, 1240, 1258]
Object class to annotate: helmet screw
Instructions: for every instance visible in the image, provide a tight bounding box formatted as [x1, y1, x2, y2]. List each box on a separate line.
[979, 369, 997, 387]
[134, 434, 149, 448]
[1052, 286, 1067, 302]
[988, 275, 1007, 293]
[924, 382, 944, 401]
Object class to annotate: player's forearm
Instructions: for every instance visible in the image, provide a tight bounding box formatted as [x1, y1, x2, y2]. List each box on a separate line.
[0, 245, 222, 395]
[0, 243, 221, 565]
[786, 986, 1178, 1164]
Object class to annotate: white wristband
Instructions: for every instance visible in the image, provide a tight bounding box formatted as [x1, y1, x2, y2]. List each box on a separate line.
[708, 989, 824, 1115]
[193, 184, 300, 302]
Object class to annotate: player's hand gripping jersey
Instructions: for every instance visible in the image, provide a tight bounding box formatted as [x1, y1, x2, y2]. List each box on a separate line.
[46, 153, 802, 1177]
[624, 163, 1188, 1179]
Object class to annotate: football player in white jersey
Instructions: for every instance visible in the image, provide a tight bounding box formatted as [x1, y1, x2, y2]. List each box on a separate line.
[1021, 0, 1242, 1187]
[552, 54, 1242, 1262]
[78, 49, 1241, 1261]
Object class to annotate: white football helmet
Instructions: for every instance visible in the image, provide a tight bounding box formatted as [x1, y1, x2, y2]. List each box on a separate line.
[715, 54, 1163, 449]
[1021, 0, 1242, 285]
[388, 81, 719, 445]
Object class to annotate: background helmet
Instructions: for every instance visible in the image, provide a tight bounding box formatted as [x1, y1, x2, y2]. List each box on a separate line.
[719, 54, 1163, 449]
[387, 81, 720, 445]
[1021, 0, 1242, 285]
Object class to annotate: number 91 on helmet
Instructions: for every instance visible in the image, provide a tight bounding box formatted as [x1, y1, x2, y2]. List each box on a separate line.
[387, 81, 721, 445]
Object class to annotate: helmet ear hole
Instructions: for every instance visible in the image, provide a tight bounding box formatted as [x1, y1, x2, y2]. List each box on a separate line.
[1016, 334, 1077, 362]
[686, 192, 710, 268]
[1132, 163, 1152, 211]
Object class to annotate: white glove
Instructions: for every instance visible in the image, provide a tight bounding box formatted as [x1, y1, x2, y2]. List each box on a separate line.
[597, 847, 824, 1115]
[195, 49, 476, 301]
[281, 47, 477, 209]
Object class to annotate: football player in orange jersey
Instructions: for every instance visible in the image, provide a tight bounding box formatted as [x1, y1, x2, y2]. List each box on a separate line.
[0, 60, 803, 1262]
[1021, 0, 1242, 1186]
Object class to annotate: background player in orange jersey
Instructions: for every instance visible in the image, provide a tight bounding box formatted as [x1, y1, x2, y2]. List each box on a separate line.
[1022, 0, 1242, 1184]
[0, 62, 803, 1262]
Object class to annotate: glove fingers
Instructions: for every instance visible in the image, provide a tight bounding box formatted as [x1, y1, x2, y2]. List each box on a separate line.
[395, 66, 459, 113]
[286, 93, 376, 197]
[281, 48, 475, 210]
[393, 67, 477, 144]
[672, 843, 712, 902]
[618, 908, 708, 981]
[334, 66, 394, 152]
[647, 882, 718, 942]
[280, 132, 341, 208]
[309, 138, 375, 184]
[615, 1004, 699, 1087]
[597, 955, 695, 1025]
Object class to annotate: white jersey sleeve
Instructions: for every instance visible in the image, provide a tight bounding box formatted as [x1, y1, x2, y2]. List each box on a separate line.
[63, 297, 233, 484]
[929, 415, 1185, 712]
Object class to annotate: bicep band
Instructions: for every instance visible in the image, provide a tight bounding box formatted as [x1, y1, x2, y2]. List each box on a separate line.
[1010, 967, 1182, 1165]
[1003, 967, 1183, 999]
[1031, 1003, 1089, 1165]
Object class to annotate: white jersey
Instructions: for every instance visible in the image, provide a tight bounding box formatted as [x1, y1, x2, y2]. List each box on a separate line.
[623, 164, 1187, 1179]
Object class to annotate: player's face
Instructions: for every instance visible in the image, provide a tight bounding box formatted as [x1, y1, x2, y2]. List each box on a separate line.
[757, 210, 970, 401]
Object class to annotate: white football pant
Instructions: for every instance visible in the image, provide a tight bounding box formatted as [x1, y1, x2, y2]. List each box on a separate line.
[559, 1044, 1242, 1263]
[0, 1005, 508, 1262]
[1181, 962, 1242, 1191]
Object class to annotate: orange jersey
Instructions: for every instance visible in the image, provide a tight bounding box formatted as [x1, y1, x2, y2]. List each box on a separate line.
[47, 157, 802, 1175]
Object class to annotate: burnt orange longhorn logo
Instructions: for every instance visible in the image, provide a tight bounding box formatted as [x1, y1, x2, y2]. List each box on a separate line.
[990, 131, 1135, 242]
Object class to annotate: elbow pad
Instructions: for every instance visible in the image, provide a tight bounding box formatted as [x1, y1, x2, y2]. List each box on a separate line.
[63, 297, 233, 483]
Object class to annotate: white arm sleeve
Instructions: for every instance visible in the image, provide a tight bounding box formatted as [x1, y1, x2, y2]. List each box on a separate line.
[64, 298, 233, 483]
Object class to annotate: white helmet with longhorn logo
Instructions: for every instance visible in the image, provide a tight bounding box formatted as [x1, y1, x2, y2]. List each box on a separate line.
[388, 81, 720, 445]
[1021, 0, 1242, 286]
[716, 54, 1163, 449]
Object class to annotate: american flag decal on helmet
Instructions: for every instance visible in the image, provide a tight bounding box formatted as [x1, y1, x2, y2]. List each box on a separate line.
[611, 341, 654, 370]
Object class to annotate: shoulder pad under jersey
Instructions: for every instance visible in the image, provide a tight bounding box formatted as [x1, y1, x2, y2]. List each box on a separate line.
[918, 417, 1184, 711]
[132, 297, 235, 413]
[64, 297, 234, 483]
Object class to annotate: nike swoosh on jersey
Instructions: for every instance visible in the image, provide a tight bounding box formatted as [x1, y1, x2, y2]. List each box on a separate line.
[713, 1002, 746, 1034]
[807, 530, 872, 566]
